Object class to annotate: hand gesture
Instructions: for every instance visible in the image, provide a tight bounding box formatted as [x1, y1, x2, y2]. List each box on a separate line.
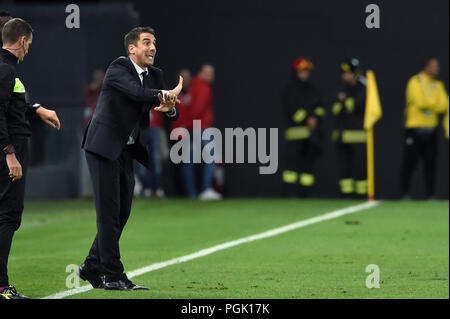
[6, 153, 22, 182]
[154, 76, 183, 113]
[170, 75, 184, 96]
[36, 107, 61, 130]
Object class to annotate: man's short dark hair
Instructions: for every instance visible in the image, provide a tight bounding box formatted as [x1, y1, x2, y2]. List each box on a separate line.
[124, 27, 155, 55]
[2, 18, 33, 45]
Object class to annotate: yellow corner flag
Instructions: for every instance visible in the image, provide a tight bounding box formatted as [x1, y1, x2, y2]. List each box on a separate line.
[364, 70, 382, 201]
[364, 70, 383, 130]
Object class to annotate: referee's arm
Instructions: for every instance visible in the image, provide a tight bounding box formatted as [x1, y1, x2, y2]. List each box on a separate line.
[0, 64, 14, 150]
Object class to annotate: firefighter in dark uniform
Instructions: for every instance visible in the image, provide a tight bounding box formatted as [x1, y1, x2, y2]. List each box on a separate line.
[332, 58, 367, 198]
[282, 57, 325, 197]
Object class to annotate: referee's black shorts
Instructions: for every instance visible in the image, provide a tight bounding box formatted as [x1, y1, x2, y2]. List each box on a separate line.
[0, 137, 29, 230]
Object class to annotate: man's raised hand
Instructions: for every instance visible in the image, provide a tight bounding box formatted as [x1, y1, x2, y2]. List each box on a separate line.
[154, 76, 183, 113]
[170, 75, 184, 96]
[154, 93, 179, 112]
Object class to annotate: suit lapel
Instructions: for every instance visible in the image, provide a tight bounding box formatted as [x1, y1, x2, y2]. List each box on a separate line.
[126, 57, 159, 89]
[147, 67, 158, 89]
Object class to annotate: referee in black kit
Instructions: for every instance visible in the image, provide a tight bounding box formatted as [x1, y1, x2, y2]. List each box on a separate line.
[0, 18, 61, 299]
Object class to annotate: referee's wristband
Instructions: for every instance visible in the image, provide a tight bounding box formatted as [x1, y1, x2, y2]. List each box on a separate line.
[2, 144, 16, 155]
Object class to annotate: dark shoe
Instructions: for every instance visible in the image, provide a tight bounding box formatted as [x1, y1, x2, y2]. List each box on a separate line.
[77, 263, 104, 288]
[104, 278, 149, 291]
[0, 286, 31, 299]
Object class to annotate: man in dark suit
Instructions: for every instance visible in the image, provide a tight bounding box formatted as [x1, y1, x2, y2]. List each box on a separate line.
[79, 27, 182, 291]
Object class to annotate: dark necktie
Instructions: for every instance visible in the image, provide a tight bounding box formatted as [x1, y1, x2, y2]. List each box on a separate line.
[142, 70, 149, 87]
[128, 71, 149, 144]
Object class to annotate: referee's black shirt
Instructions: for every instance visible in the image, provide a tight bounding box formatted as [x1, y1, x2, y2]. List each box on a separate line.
[0, 48, 37, 150]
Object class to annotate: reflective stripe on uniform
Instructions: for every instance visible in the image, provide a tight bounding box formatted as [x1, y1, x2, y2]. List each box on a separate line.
[341, 130, 367, 143]
[344, 97, 355, 113]
[314, 106, 326, 117]
[13, 78, 25, 93]
[355, 180, 368, 195]
[285, 126, 310, 141]
[282, 170, 298, 183]
[292, 108, 307, 123]
[332, 102, 343, 115]
[339, 178, 354, 194]
[300, 173, 315, 186]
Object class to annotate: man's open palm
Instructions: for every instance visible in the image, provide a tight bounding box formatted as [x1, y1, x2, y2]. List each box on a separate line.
[154, 76, 183, 113]
[170, 75, 183, 96]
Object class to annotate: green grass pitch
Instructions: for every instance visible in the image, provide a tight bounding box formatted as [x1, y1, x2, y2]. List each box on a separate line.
[7, 198, 449, 299]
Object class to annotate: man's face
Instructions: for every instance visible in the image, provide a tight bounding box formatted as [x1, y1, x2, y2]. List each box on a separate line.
[341, 71, 356, 85]
[424, 59, 440, 77]
[296, 69, 311, 81]
[18, 34, 32, 61]
[200, 65, 215, 84]
[129, 32, 156, 68]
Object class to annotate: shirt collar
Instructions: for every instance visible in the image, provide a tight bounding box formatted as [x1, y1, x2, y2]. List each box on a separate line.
[0, 48, 19, 66]
[130, 57, 148, 76]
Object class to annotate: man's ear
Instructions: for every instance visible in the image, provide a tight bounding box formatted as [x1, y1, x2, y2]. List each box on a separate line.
[128, 44, 135, 55]
[19, 36, 26, 47]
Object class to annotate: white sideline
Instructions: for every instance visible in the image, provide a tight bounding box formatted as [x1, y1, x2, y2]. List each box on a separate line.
[42, 200, 380, 299]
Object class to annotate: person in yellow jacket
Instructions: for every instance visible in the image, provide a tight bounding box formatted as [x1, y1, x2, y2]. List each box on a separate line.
[400, 57, 449, 199]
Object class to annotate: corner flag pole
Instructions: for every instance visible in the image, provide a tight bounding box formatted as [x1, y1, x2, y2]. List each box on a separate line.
[366, 127, 375, 201]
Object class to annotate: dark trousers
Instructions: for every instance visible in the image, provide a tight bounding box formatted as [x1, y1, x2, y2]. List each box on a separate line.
[0, 138, 28, 286]
[283, 139, 320, 197]
[400, 128, 437, 198]
[84, 148, 135, 281]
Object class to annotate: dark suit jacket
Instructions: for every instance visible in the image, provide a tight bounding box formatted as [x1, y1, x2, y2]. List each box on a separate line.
[81, 56, 179, 168]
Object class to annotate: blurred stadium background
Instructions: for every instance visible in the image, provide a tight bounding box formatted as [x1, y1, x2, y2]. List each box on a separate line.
[1, 0, 448, 200]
